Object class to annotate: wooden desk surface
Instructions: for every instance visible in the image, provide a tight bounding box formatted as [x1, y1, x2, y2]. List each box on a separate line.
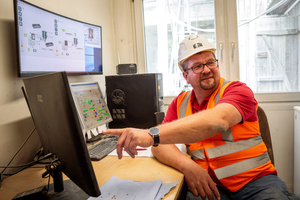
[0, 156, 185, 200]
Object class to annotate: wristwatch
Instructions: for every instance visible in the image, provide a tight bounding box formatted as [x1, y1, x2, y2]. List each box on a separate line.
[149, 127, 160, 147]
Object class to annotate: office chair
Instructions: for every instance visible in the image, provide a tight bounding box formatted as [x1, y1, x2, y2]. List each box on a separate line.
[257, 106, 275, 166]
[155, 112, 165, 125]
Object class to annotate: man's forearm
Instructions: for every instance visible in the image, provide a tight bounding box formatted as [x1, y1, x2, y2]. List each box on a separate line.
[157, 103, 241, 145]
[102, 103, 241, 159]
[151, 144, 192, 173]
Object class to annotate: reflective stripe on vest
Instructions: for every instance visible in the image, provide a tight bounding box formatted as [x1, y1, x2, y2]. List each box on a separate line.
[179, 91, 191, 119]
[214, 151, 270, 179]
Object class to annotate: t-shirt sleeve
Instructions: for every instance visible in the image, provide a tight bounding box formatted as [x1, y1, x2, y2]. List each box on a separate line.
[217, 81, 257, 122]
[162, 95, 180, 124]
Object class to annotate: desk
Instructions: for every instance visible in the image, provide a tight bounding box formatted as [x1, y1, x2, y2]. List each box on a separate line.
[0, 156, 186, 200]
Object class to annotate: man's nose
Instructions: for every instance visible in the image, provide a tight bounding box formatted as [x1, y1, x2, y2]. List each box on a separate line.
[202, 64, 211, 73]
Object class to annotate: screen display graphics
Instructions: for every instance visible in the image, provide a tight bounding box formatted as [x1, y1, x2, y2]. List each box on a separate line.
[15, 0, 103, 77]
[70, 82, 112, 132]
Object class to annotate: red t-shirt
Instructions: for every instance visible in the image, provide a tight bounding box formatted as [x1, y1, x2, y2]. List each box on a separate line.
[163, 81, 276, 189]
[163, 81, 257, 124]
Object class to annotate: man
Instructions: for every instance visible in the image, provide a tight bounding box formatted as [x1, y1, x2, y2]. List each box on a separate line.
[103, 35, 297, 200]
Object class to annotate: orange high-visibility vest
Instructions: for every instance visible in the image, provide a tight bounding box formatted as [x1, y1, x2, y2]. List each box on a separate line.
[177, 77, 276, 192]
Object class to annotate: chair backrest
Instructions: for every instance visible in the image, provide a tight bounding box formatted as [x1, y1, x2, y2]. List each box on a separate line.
[155, 112, 165, 125]
[257, 106, 275, 166]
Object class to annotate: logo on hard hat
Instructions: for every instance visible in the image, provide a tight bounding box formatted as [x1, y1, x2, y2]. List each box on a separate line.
[193, 43, 203, 49]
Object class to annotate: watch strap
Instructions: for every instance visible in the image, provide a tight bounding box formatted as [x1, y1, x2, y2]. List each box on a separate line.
[153, 135, 159, 147]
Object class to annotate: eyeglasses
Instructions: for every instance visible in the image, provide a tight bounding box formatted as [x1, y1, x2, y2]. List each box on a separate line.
[185, 60, 218, 74]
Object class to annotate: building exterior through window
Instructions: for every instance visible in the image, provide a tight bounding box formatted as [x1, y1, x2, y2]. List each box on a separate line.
[143, 0, 300, 96]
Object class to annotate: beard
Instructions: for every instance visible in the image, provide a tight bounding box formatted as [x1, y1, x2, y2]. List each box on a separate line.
[199, 73, 217, 90]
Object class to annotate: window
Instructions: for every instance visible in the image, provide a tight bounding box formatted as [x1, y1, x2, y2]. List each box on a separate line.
[143, 0, 216, 96]
[237, 0, 300, 93]
[139, 0, 300, 100]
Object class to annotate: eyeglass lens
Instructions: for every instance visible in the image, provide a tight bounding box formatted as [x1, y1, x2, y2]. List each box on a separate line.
[193, 60, 218, 73]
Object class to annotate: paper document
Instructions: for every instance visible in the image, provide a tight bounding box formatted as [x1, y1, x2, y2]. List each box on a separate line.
[108, 146, 153, 157]
[108, 144, 186, 157]
[88, 176, 178, 200]
[91, 128, 98, 136]
[154, 181, 180, 200]
[97, 124, 107, 133]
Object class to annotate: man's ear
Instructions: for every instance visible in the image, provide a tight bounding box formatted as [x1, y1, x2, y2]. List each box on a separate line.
[182, 71, 190, 84]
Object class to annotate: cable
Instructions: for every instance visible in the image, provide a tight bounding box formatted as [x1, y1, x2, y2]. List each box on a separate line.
[0, 127, 38, 186]
[46, 174, 51, 194]
[238, 0, 288, 27]
[0, 126, 36, 174]
[0, 155, 53, 185]
[0, 153, 53, 169]
[2, 165, 34, 176]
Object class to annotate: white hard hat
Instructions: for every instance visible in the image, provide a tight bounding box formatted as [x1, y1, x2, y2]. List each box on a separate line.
[178, 34, 216, 72]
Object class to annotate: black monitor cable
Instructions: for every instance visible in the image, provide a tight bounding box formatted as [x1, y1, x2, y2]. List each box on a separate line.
[0, 126, 36, 173]
[41, 157, 60, 194]
[0, 152, 53, 187]
[0, 126, 39, 186]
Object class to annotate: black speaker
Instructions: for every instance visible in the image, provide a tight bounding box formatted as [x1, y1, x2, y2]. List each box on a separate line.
[116, 63, 137, 74]
[105, 73, 164, 129]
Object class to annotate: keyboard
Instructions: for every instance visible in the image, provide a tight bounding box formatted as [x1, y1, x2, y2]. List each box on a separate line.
[88, 136, 119, 161]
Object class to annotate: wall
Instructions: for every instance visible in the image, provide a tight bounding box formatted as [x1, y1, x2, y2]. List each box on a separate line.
[0, 0, 118, 176]
[112, 0, 146, 73]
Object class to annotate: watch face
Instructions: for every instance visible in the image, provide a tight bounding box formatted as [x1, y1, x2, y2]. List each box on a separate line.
[150, 127, 160, 136]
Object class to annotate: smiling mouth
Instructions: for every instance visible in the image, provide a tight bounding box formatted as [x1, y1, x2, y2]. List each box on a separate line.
[201, 77, 213, 81]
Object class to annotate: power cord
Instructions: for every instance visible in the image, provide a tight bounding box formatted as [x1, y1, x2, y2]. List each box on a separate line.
[0, 153, 53, 189]
[0, 126, 40, 186]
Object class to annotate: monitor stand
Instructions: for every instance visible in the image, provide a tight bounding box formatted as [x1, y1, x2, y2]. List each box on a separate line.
[13, 166, 90, 200]
[44, 162, 90, 200]
[42, 161, 89, 200]
[46, 179, 89, 200]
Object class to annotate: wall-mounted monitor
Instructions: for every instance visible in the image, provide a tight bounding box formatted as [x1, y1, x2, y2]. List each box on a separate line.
[14, 0, 103, 77]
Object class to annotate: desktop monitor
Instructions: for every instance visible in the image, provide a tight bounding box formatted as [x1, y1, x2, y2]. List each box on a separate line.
[70, 82, 112, 141]
[23, 71, 100, 199]
[14, 0, 103, 77]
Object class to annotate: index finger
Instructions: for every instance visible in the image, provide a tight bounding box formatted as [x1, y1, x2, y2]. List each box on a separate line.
[102, 128, 125, 137]
[210, 182, 220, 200]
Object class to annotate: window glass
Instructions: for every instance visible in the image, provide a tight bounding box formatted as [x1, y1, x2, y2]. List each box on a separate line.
[143, 0, 216, 96]
[237, 0, 300, 93]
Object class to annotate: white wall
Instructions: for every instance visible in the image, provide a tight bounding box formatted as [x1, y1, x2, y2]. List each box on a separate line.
[0, 0, 118, 175]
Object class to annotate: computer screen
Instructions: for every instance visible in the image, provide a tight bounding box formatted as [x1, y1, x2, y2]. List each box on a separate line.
[14, 0, 103, 77]
[23, 71, 101, 198]
[70, 82, 112, 140]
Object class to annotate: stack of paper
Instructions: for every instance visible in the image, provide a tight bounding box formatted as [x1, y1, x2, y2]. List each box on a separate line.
[88, 176, 178, 200]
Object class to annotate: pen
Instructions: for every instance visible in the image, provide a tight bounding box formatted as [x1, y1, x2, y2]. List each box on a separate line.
[123, 148, 147, 151]
[136, 148, 147, 151]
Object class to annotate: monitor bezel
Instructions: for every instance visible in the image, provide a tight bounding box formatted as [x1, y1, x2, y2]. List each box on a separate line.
[23, 71, 101, 197]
